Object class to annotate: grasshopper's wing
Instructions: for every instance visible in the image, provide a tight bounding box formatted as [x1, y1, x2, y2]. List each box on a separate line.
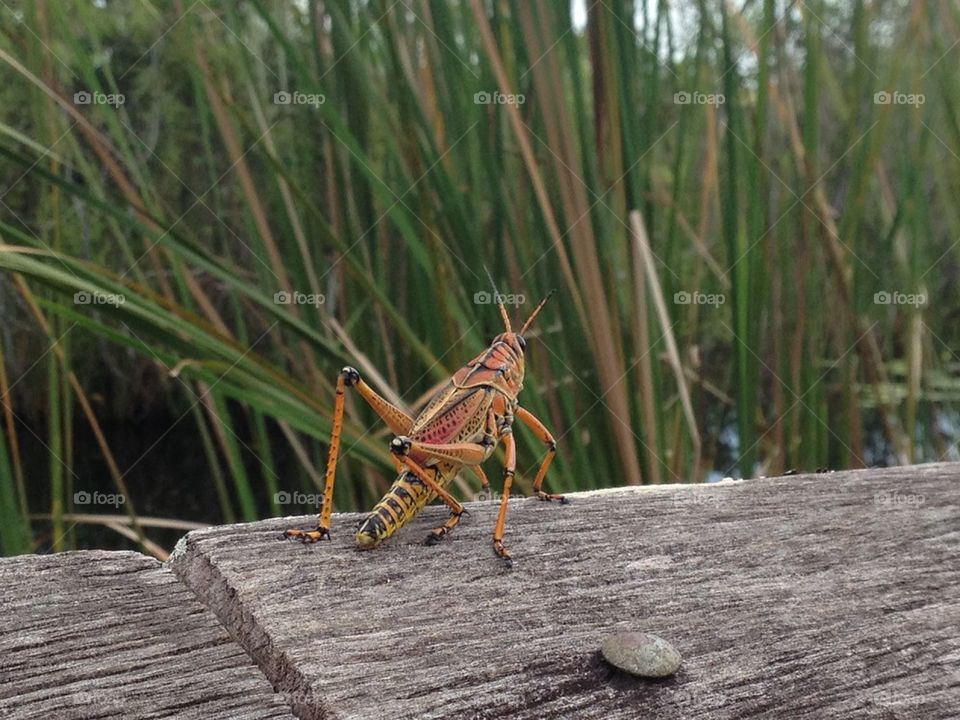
[408, 342, 521, 452]
[410, 382, 493, 447]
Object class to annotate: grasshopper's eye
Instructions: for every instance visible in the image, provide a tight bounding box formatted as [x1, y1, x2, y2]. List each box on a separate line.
[517, 335, 527, 351]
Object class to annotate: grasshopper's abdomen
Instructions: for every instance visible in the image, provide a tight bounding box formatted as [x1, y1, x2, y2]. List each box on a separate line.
[356, 471, 438, 548]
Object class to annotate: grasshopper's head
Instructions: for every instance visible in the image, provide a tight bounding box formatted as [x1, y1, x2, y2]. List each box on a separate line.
[490, 331, 527, 353]
[488, 330, 528, 380]
[485, 291, 554, 384]
[460, 292, 553, 400]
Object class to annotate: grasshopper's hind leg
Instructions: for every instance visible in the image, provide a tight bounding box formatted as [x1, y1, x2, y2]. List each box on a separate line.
[283, 368, 350, 543]
[492, 432, 517, 567]
[284, 367, 414, 543]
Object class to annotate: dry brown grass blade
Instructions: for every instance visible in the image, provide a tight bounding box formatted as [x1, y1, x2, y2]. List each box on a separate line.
[103, 521, 169, 560]
[631, 210, 701, 478]
[192, 31, 291, 296]
[630, 212, 662, 484]
[514, 0, 643, 486]
[325, 316, 407, 411]
[30, 513, 207, 531]
[195, 381, 257, 502]
[468, 0, 589, 332]
[650, 188, 728, 286]
[276, 419, 328, 491]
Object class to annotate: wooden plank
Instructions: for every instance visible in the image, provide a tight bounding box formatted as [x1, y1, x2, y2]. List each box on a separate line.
[169, 463, 960, 719]
[0, 550, 296, 720]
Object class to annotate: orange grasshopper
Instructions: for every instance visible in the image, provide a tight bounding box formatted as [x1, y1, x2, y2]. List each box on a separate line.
[284, 293, 565, 566]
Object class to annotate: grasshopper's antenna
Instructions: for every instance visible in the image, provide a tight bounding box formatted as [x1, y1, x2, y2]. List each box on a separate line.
[483, 265, 512, 333]
[519, 289, 555, 335]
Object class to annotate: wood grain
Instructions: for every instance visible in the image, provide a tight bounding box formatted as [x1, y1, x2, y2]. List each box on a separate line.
[0, 550, 296, 720]
[168, 463, 960, 719]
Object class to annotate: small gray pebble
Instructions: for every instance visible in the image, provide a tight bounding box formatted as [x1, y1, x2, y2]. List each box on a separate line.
[601, 632, 682, 677]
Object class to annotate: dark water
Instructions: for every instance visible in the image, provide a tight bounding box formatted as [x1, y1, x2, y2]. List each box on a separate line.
[17, 404, 310, 553]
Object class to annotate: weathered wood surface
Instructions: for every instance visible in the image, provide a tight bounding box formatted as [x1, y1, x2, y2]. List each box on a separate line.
[168, 463, 960, 720]
[0, 551, 296, 720]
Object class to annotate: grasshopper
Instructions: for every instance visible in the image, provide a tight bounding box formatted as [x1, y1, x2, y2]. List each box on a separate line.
[284, 293, 565, 566]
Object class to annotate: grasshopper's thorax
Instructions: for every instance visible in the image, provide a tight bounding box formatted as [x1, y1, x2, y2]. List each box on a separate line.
[454, 332, 526, 401]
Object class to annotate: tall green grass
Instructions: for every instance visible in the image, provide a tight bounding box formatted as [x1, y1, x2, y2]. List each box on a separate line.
[0, 0, 958, 556]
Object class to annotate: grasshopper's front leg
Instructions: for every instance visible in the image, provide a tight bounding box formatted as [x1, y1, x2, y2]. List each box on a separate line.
[389, 436, 493, 545]
[284, 366, 413, 543]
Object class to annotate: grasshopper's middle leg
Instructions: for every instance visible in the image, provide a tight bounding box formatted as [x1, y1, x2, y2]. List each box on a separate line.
[284, 366, 413, 542]
[471, 466, 491, 495]
[492, 431, 518, 568]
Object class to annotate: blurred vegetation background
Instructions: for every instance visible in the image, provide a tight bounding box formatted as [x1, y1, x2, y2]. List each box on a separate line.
[0, 0, 957, 558]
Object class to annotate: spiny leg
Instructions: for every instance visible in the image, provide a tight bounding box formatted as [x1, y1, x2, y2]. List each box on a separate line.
[351, 373, 414, 436]
[284, 366, 412, 543]
[283, 369, 347, 542]
[516, 406, 565, 503]
[492, 431, 517, 567]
